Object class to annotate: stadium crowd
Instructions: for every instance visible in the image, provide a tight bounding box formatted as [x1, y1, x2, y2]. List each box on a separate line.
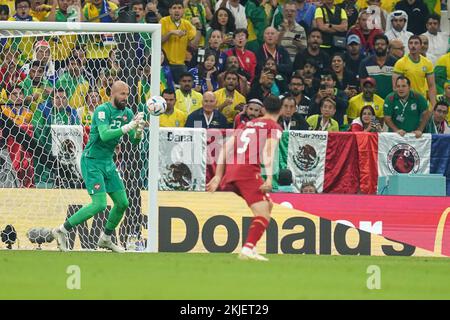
[0, 0, 449, 189]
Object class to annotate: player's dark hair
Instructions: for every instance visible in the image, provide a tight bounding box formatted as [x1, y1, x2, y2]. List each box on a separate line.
[395, 75, 411, 87]
[278, 168, 293, 186]
[263, 95, 282, 114]
[162, 88, 176, 96]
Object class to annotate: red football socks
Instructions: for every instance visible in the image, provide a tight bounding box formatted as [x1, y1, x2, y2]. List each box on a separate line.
[244, 216, 270, 249]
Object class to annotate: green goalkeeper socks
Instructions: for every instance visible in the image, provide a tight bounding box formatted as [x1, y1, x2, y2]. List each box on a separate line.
[104, 190, 129, 235]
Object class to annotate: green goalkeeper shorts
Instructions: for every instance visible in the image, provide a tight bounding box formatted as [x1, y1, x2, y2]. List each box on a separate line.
[81, 155, 125, 195]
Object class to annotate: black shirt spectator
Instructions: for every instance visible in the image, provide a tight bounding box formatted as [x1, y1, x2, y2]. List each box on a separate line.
[293, 28, 330, 73]
[395, 0, 429, 35]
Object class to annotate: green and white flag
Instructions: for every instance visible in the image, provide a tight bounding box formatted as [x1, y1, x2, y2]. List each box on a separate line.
[159, 128, 207, 191]
[285, 131, 328, 192]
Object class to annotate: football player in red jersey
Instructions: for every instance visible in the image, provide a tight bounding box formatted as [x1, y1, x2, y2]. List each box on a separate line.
[207, 95, 283, 261]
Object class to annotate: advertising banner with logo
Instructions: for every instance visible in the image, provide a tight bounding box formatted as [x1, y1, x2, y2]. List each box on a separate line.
[159, 128, 207, 191]
[378, 133, 431, 176]
[1, 190, 447, 257]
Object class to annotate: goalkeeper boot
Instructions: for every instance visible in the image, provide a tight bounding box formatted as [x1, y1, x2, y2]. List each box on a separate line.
[97, 233, 124, 253]
[52, 228, 69, 252]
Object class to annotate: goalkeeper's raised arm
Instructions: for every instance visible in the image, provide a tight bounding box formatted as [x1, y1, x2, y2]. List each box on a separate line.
[51, 80, 145, 253]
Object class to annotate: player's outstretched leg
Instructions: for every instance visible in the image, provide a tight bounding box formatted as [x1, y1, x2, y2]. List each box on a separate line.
[97, 190, 129, 253]
[239, 201, 272, 261]
[52, 193, 108, 251]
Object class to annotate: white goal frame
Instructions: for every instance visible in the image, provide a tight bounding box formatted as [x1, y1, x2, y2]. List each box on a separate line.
[0, 21, 161, 253]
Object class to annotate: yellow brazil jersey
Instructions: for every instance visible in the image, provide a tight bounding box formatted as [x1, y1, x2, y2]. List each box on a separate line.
[435, 53, 450, 94]
[334, 0, 399, 12]
[393, 55, 434, 100]
[174, 89, 203, 115]
[161, 16, 197, 65]
[82, 1, 118, 59]
[159, 108, 188, 127]
[7, 16, 39, 61]
[30, 5, 52, 21]
[213, 88, 246, 124]
[1, 105, 33, 125]
[347, 92, 384, 120]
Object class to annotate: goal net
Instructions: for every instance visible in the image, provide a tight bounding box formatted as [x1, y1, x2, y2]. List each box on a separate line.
[0, 22, 161, 252]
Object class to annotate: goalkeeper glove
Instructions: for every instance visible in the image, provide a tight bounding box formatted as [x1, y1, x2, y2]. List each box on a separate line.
[121, 112, 144, 134]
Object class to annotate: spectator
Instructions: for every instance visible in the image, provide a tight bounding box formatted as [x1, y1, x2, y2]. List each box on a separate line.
[293, 28, 331, 74]
[345, 34, 365, 77]
[331, 52, 358, 97]
[9, 0, 37, 21]
[364, 0, 388, 30]
[294, 0, 316, 31]
[347, 77, 384, 124]
[347, 9, 383, 54]
[278, 95, 309, 130]
[56, 55, 89, 110]
[300, 59, 321, 98]
[0, 4, 10, 20]
[183, 0, 212, 47]
[0, 50, 26, 97]
[384, 76, 429, 138]
[244, 0, 269, 52]
[161, 0, 201, 84]
[307, 97, 340, 131]
[145, 0, 162, 23]
[314, 0, 348, 55]
[174, 72, 203, 115]
[277, 168, 294, 193]
[435, 53, 450, 95]
[425, 100, 450, 134]
[217, 55, 250, 96]
[255, 27, 292, 81]
[300, 182, 318, 193]
[214, 70, 246, 125]
[77, 89, 100, 126]
[262, 57, 288, 96]
[188, 50, 219, 93]
[393, 35, 437, 107]
[388, 39, 406, 60]
[20, 40, 56, 85]
[309, 71, 348, 127]
[224, 29, 257, 83]
[418, 34, 429, 58]
[1, 86, 32, 125]
[337, 0, 358, 28]
[248, 69, 276, 101]
[215, 0, 247, 29]
[436, 82, 450, 124]
[47, 0, 80, 22]
[282, 74, 311, 118]
[349, 105, 383, 132]
[185, 91, 228, 128]
[422, 14, 449, 65]
[19, 61, 52, 113]
[394, 0, 429, 35]
[29, 0, 51, 21]
[159, 88, 187, 127]
[206, 7, 236, 50]
[194, 29, 226, 71]
[233, 98, 263, 128]
[385, 10, 413, 54]
[82, 0, 118, 22]
[276, 1, 307, 63]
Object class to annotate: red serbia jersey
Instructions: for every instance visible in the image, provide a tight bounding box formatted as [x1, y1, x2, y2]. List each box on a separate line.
[225, 118, 282, 183]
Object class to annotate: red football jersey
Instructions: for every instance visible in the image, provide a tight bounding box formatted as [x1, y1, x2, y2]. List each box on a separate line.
[225, 118, 282, 182]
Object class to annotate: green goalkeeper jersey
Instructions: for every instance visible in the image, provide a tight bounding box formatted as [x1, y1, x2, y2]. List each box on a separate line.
[83, 102, 135, 160]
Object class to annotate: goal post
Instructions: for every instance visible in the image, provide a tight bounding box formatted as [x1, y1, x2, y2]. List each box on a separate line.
[0, 21, 161, 252]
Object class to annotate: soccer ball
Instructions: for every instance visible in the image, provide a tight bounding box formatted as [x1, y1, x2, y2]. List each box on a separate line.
[146, 96, 167, 116]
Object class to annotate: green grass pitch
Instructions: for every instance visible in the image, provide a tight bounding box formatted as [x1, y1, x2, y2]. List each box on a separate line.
[1, 250, 450, 300]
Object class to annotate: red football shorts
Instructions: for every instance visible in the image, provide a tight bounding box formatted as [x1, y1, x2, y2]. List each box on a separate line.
[222, 175, 272, 207]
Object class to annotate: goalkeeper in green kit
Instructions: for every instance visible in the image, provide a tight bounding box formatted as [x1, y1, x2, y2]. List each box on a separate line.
[52, 81, 145, 253]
